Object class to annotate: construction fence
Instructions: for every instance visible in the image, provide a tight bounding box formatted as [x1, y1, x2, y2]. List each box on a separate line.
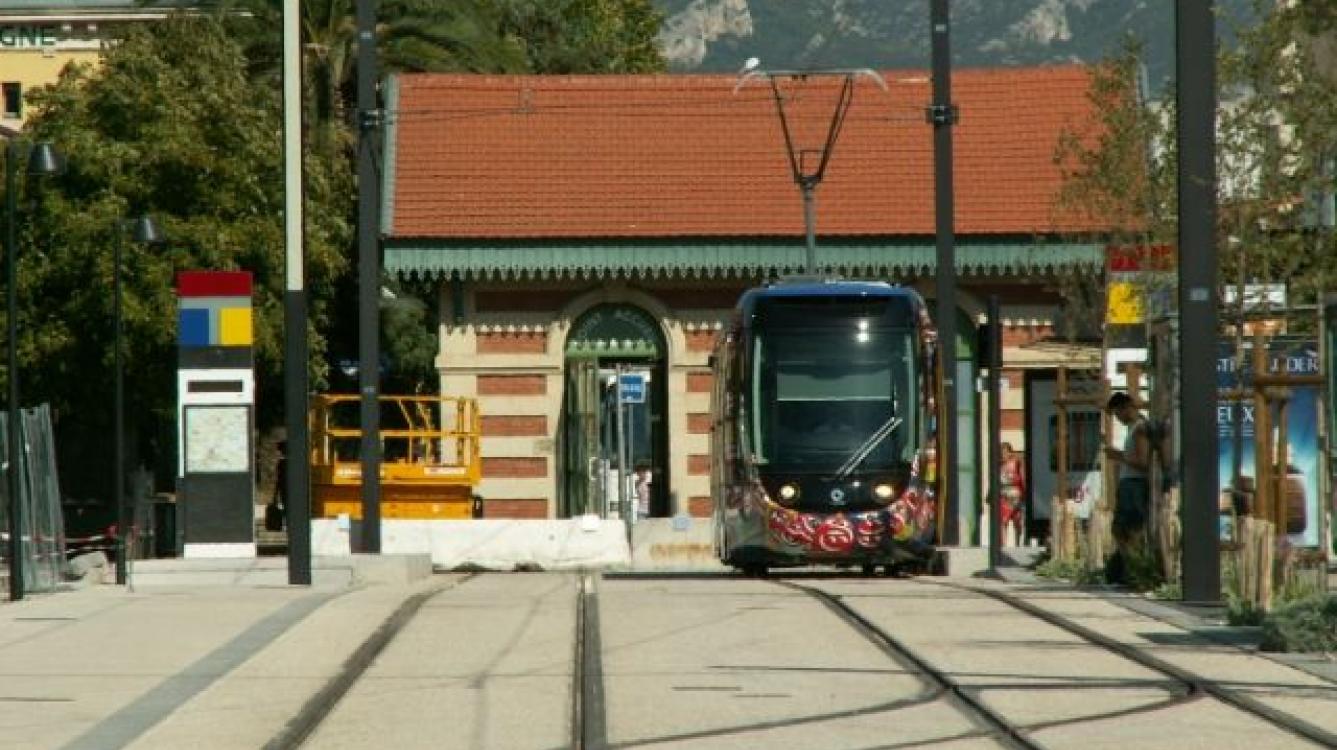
[0, 405, 67, 594]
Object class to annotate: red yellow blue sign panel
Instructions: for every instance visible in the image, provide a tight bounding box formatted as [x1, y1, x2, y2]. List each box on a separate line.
[177, 271, 253, 348]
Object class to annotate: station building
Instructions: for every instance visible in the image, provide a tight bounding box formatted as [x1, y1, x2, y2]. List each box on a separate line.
[377, 68, 1109, 534]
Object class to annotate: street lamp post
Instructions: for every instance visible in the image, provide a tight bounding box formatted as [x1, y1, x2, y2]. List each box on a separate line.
[113, 214, 163, 586]
[5, 140, 61, 602]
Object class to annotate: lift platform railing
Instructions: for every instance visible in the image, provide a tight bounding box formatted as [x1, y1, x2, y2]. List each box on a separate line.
[309, 394, 481, 503]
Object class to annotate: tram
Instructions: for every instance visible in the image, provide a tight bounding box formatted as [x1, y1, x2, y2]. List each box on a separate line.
[710, 280, 941, 574]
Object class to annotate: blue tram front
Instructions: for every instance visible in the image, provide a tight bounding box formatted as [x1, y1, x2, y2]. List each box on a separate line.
[711, 280, 940, 572]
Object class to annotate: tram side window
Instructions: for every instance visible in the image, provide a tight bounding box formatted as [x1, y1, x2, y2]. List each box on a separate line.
[1048, 411, 1101, 471]
[713, 342, 731, 455]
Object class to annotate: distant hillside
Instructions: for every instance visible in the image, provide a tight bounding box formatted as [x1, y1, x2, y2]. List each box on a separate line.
[654, 0, 1257, 91]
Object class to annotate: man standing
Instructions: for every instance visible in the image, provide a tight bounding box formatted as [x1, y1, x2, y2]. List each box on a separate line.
[1104, 392, 1150, 584]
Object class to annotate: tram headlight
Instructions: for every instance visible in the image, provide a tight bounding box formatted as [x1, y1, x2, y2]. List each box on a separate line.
[873, 483, 895, 502]
[777, 483, 800, 504]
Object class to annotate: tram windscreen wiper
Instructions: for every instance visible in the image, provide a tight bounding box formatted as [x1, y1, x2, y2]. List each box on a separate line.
[833, 414, 901, 479]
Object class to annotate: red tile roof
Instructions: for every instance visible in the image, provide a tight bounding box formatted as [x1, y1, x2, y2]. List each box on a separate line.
[387, 68, 1106, 239]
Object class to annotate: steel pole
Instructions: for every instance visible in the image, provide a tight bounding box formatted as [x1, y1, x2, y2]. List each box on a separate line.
[5, 141, 23, 601]
[356, 0, 382, 553]
[930, 0, 960, 545]
[616, 366, 629, 543]
[988, 295, 1002, 574]
[114, 227, 127, 585]
[282, 0, 311, 585]
[802, 182, 817, 276]
[1176, 0, 1221, 603]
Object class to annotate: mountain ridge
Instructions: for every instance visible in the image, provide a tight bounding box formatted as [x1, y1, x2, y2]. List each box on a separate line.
[654, 0, 1257, 91]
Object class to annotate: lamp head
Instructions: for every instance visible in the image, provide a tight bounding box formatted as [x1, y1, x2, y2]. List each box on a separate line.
[130, 213, 164, 246]
[26, 142, 63, 177]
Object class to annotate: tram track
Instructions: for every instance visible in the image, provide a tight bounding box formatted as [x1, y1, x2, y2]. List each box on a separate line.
[263, 573, 478, 750]
[919, 579, 1337, 748]
[779, 573, 1337, 748]
[574, 570, 607, 750]
[774, 579, 1046, 750]
[259, 571, 1335, 749]
[590, 573, 966, 749]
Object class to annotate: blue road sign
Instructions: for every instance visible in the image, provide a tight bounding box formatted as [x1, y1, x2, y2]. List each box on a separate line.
[619, 373, 646, 403]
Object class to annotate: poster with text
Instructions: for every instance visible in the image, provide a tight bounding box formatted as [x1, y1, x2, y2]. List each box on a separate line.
[1217, 338, 1321, 548]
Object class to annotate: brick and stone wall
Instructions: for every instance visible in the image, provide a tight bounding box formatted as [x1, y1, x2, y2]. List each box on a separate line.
[438, 279, 1077, 521]
[439, 280, 734, 519]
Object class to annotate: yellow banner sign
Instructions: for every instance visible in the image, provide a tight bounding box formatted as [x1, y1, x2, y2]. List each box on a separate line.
[1107, 281, 1143, 324]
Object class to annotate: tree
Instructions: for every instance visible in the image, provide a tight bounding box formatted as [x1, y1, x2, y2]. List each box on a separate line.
[1053, 37, 1176, 340]
[1215, 0, 1337, 303]
[227, 0, 667, 396]
[224, 0, 529, 158]
[379, 278, 439, 394]
[12, 16, 349, 494]
[1054, 2, 1337, 338]
[497, 0, 666, 74]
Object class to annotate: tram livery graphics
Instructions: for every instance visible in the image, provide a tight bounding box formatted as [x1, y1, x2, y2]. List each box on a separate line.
[712, 281, 939, 570]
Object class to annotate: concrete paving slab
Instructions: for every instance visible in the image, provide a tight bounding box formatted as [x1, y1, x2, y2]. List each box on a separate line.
[9, 567, 1335, 750]
[0, 586, 331, 750]
[976, 581, 1337, 738]
[598, 578, 983, 749]
[1029, 696, 1316, 750]
[303, 573, 577, 750]
[820, 579, 1177, 733]
[896, 578, 1337, 747]
[125, 577, 459, 750]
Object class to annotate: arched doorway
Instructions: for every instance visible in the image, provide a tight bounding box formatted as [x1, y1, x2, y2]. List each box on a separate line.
[561, 304, 670, 520]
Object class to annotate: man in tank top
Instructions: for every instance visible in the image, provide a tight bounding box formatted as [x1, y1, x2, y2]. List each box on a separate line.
[1104, 392, 1151, 584]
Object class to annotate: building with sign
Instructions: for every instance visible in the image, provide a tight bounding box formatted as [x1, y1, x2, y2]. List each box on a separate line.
[0, 0, 180, 135]
[381, 68, 1110, 529]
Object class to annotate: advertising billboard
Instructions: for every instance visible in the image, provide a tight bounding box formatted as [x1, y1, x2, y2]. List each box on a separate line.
[1217, 338, 1322, 548]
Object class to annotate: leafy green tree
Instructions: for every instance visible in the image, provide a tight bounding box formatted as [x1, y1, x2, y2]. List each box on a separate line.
[1216, 0, 1337, 303]
[1052, 37, 1177, 340]
[224, 0, 529, 158]
[10, 16, 348, 493]
[227, 0, 666, 396]
[1052, 2, 1337, 581]
[1055, 2, 1337, 336]
[220, 0, 662, 396]
[379, 278, 439, 394]
[498, 0, 666, 73]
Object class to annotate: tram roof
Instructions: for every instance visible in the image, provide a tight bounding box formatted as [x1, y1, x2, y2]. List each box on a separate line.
[751, 279, 902, 297]
[737, 280, 922, 310]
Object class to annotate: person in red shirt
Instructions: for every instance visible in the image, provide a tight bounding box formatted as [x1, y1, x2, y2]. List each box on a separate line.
[998, 442, 1026, 546]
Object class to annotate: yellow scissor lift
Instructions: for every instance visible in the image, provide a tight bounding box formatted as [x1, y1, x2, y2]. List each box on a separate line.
[310, 394, 482, 519]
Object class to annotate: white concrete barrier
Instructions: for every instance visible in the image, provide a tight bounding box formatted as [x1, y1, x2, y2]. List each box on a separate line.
[311, 517, 631, 571]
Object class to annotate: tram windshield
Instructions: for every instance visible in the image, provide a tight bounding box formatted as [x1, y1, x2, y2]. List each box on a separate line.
[749, 299, 919, 474]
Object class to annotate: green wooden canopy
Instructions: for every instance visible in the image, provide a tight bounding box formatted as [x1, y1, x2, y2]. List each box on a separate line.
[384, 239, 1103, 281]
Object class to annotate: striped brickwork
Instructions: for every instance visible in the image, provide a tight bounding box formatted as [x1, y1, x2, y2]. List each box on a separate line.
[437, 280, 731, 518]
